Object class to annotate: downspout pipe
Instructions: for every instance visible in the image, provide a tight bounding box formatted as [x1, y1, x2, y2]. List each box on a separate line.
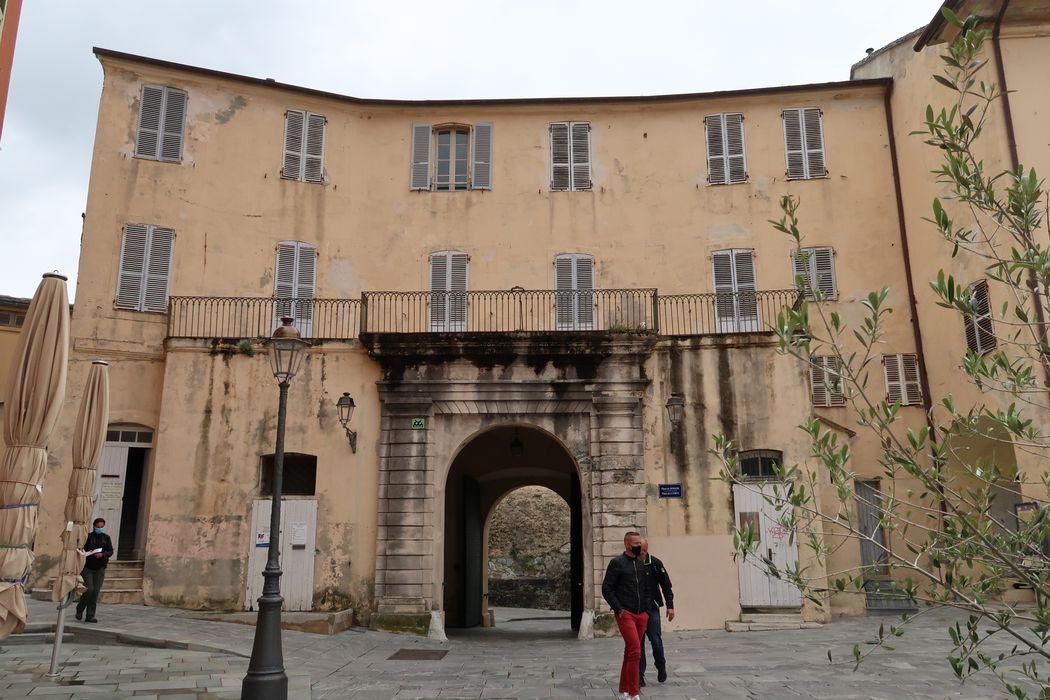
[991, 0, 1050, 390]
[883, 85, 948, 522]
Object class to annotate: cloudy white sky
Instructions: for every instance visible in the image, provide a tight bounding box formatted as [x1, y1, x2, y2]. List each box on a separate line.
[0, 0, 941, 300]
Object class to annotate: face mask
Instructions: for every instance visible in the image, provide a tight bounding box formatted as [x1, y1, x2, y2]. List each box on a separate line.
[94, 527, 104, 534]
[630, 545, 642, 556]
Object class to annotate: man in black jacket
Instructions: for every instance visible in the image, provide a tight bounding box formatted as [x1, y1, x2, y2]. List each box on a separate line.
[75, 517, 114, 623]
[638, 538, 675, 686]
[601, 530, 654, 700]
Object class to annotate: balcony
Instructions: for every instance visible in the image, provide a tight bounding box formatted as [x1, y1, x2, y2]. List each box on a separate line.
[166, 289, 798, 341]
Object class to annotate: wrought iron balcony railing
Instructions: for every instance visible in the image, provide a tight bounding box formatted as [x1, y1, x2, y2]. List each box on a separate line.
[360, 289, 657, 334]
[167, 296, 361, 340]
[658, 289, 799, 337]
[166, 289, 799, 341]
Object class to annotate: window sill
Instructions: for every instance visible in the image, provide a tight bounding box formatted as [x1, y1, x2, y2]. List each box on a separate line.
[133, 155, 182, 164]
[112, 306, 169, 316]
[785, 174, 830, 181]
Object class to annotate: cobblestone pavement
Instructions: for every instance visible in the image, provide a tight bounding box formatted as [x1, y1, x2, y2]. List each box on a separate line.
[0, 600, 1031, 699]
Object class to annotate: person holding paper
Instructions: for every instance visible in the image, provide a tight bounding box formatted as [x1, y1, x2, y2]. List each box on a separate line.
[75, 518, 114, 622]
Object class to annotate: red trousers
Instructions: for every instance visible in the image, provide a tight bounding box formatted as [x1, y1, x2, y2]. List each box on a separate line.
[616, 610, 649, 695]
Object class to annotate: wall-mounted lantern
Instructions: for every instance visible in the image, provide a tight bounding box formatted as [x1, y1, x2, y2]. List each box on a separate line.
[337, 392, 357, 453]
[665, 393, 685, 428]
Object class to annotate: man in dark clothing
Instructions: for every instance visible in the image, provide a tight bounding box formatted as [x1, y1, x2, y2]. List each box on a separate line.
[638, 539, 675, 687]
[601, 530, 654, 700]
[75, 517, 114, 623]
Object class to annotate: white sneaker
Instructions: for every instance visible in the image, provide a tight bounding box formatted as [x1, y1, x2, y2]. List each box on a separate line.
[631, 695, 641, 700]
[617, 693, 630, 700]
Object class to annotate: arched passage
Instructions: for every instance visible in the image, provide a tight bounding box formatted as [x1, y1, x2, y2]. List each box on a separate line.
[442, 425, 584, 631]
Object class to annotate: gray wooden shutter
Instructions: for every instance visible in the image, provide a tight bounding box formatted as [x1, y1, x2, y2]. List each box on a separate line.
[884, 354, 921, 406]
[142, 227, 174, 312]
[791, 249, 810, 297]
[449, 252, 469, 329]
[570, 122, 591, 190]
[116, 224, 149, 309]
[274, 242, 298, 320]
[733, 248, 758, 327]
[472, 123, 493, 190]
[783, 108, 806, 179]
[160, 89, 187, 161]
[964, 281, 995, 354]
[411, 124, 432, 190]
[429, 252, 448, 328]
[811, 355, 845, 407]
[802, 108, 827, 178]
[811, 247, 836, 298]
[550, 122, 570, 191]
[704, 115, 726, 184]
[555, 255, 575, 328]
[303, 113, 326, 183]
[283, 110, 305, 180]
[712, 249, 737, 326]
[294, 243, 317, 330]
[575, 255, 594, 327]
[725, 113, 747, 184]
[135, 86, 164, 159]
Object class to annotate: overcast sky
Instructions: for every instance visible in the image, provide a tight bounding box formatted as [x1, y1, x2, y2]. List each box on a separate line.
[0, 0, 941, 300]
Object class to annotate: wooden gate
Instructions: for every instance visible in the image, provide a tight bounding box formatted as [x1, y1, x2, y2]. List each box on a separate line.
[733, 483, 803, 608]
[245, 499, 317, 611]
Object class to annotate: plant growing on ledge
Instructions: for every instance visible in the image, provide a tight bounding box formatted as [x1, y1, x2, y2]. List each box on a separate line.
[238, 339, 255, 357]
[715, 11, 1050, 698]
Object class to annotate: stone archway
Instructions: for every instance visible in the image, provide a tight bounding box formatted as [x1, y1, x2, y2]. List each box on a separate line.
[442, 425, 582, 630]
[363, 334, 654, 638]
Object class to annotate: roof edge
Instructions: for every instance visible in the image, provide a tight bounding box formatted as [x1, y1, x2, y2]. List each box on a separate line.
[93, 47, 891, 109]
[914, 0, 966, 50]
[850, 27, 924, 77]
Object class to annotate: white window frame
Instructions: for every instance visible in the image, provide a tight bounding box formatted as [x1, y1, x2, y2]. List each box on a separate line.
[429, 250, 470, 332]
[134, 85, 187, 163]
[810, 355, 846, 407]
[281, 110, 327, 183]
[883, 353, 923, 407]
[704, 112, 748, 185]
[782, 107, 827, 180]
[273, 241, 317, 337]
[791, 247, 837, 300]
[550, 121, 592, 191]
[554, 253, 595, 331]
[712, 248, 759, 333]
[964, 280, 996, 355]
[115, 224, 175, 313]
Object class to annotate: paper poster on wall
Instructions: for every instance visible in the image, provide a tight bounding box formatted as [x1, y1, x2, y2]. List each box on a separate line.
[290, 522, 307, 546]
[255, 528, 270, 547]
[99, 481, 123, 509]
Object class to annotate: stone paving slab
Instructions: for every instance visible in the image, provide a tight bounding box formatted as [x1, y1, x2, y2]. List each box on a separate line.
[5, 600, 1040, 699]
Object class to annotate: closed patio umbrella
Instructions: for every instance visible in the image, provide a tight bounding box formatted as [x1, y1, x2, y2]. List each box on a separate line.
[0, 273, 70, 640]
[52, 360, 109, 603]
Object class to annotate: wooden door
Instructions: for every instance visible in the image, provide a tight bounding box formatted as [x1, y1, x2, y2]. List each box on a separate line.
[733, 483, 802, 608]
[245, 499, 317, 611]
[93, 444, 129, 550]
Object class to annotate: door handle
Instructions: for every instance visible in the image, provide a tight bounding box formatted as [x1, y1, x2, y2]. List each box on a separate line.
[767, 548, 773, 561]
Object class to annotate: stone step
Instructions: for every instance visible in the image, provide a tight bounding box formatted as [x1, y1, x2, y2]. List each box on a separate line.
[31, 586, 145, 606]
[726, 619, 823, 632]
[44, 573, 143, 591]
[4, 632, 74, 645]
[740, 612, 803, 624]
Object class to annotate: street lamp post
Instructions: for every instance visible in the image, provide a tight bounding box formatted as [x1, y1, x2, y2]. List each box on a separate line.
[242, 318, 309, 700]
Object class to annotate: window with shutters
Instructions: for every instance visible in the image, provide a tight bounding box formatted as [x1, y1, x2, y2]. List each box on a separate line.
[549, 121, 592, 191]
[273, 241, 317, 337]
[554, 253, 595, 331]
[704, 113, 747, 185]
[883, 353, 923, 406]
[429, 250, 469, 332]
[135, 85, 187, 162]
[115, 224, 175, 313]
[712, 248, 759, 333]
[810, 355, 845, 407]
[409, 123, 492, 191]
[963, 280, 996, 355]
[791, 247, 837, 299]
[281, 110, 326, 183]
[782, 107, 827, 179]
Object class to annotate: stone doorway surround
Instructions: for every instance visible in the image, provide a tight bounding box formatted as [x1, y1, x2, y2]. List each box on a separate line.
[360, 334, 655, 637]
